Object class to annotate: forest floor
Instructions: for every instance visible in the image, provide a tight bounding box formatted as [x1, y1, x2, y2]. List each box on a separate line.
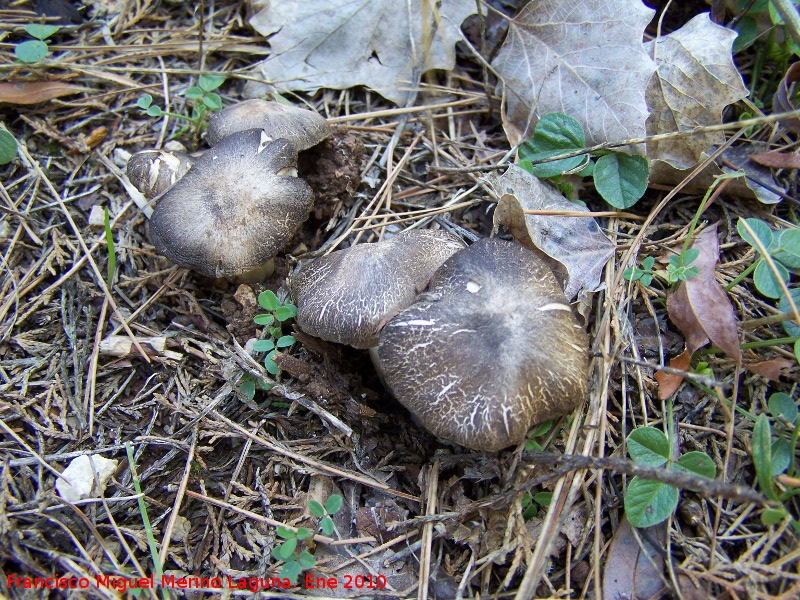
[0, 1, 798, 599]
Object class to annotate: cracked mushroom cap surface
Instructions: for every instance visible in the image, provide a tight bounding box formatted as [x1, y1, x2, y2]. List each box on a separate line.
[289, 229, 466, 349]
[127, 149, 194, 199]
[206, 99, 331, 149]
[376, 237, 589, 452]
[149, 129, 313, 278]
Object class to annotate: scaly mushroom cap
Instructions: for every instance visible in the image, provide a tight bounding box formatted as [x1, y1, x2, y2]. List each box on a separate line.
[207, 99, 331, 150]
[289, 229, 466, 349]
[127, 149, 194, 198]
[149, 129, 313, 278]
[377, 238, 589, 452]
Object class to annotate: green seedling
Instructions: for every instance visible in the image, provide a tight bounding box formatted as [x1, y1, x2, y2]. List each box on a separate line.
[624, 248, 700, 287]
[104, 207, 116, 290]
[521, 490, 553, 520]
[733, 217, 800, 299]
[273, 494, 343, 584]
[624, 425, 716, 528]
[15, 24, 60, 63]
[136, 74, 226, 135]
[751, 392, 800, 529]
[518, 112, 649, 209]
[252, 290, 297, 376]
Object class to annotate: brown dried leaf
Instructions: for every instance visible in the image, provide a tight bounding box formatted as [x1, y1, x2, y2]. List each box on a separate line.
[0, 81, 89, 105]
[489, 164, 615, 300]
[749, 151, 800, 170]
[492, 0, 655, 147]
[243, 0, 479, 104]
[645, 14, 747, 168]
[603, 516, 667, 600]
[745, 358, 795, 381]
[667, 224, 741, 364]
[773, 62, 800, 133]
[654, 349, 692, 400]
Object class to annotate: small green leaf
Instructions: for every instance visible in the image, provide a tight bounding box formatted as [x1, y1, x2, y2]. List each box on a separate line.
[308, 500, 325, 518]
[796, 339, 800, 363]
[199, 74, 226, 92]
[276, 335, 295, 348]
[675, 451, 716, 480]
[625, 476, 679, 528]
[533, 113, 585, 150]
[623, 266, 640, 281]
[761, 506, 789, 525]
[774, 229, 800, 269]
[252, 339, 275, 353]
[533, 491, 552, 506]
[325, 494, 344, 515]
[641, 273, 652, 286]
[281, 560, 301, 584]
[642, 256, 655, 270]
[778, 289, 800, 337]
[737, 218, 773, 251]
[593, 153, 649, 209]
[295, 527, 311, 540]
[264, 352, 280, 375]
[320, 516, 334, 536]
[15, 39, 49, 63]
[0, 130, 18, 165]
[771, 437, 791, 476]
[104, 207, 116, 290]
[752, 414, 778, 501]
[146, 105, 163, 118]
[297, 550, 316, 569]
[682, 247, 700, 265]
[24, 24, 60, 40]
[753, 259, 789, 299]
[203, 93, 222, 111]
[525, 438, 543, 451]
[185, 86, 204, 99]
[253, 314, 275, 326]
[276, 525, 296, 539]
[769, 392, 798, 423]
[258, 290, 280, 311]
[277, 537, 297, 559]
[268, 326, 283, 339]
[627, 427, 671, 467]
[239, 378, 256, 400]
[530, 420, 553, 437]
[275, 306, 297, 322]
[136, 94, 153, 109]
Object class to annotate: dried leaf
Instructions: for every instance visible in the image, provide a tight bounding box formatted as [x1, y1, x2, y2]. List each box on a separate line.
[667, 224, 741, 364]
[645, 13, 748, 168]
[773, 62, 800, 133]
[749, 151, 800, 170]
[243, 0, 478, 104]
[489, 164, 615, 301]
[492, 0, 655, 147]
[603, 516, 667, 600]
[0, 81, 89, 105]
[654, 349, 692, 400]
[746, 358, 795, 381]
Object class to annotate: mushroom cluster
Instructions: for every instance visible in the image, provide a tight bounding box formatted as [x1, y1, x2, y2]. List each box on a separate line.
[127, 100, 331, 279]
[291, 235, 589, 451]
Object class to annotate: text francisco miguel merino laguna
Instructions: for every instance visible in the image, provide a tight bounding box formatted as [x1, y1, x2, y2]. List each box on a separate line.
[7, 572, 389, 592]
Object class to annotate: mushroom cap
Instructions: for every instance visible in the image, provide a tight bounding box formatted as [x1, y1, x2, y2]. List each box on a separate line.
[127, 149, 194, 199]
[207, 99, 331, 150]
[376, 238, 589, 452]
[289, 229, 466, 348]
[149, 129, 313, 278]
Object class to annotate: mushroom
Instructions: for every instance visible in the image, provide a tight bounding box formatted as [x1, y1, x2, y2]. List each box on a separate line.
[149, 128, 313, 279]
[376, 238, 588, 452]
[127, 149, 194, 199]
[206, 99, 331, 149]
[289, 229, 466, 348]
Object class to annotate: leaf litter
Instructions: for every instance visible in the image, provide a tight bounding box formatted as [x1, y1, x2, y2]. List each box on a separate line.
[0, 1, 798, 599]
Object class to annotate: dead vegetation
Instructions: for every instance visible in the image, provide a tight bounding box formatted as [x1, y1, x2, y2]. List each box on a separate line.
[0, 1, 799, 599]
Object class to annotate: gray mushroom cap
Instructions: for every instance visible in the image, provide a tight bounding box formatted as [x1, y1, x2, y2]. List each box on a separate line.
[207, 99, 331, 149]
[289, 229, 466, 349]
[149, 129, 313, 278]
[376, 238, 589, 452]
[127, 149, 194, 199]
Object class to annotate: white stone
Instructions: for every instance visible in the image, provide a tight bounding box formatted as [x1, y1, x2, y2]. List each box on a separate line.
[56, 455, 118, 503]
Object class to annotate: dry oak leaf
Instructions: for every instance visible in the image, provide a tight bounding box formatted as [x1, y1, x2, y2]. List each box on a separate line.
[492, 0, 656, 148]
[0, 81, 89, 105]
[603, 516, 667, 600]
[645, 13, 748, 169]
[667, 224, 741, 366]
[243, 0, 479, 105]
[490, 164, 615, 301]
